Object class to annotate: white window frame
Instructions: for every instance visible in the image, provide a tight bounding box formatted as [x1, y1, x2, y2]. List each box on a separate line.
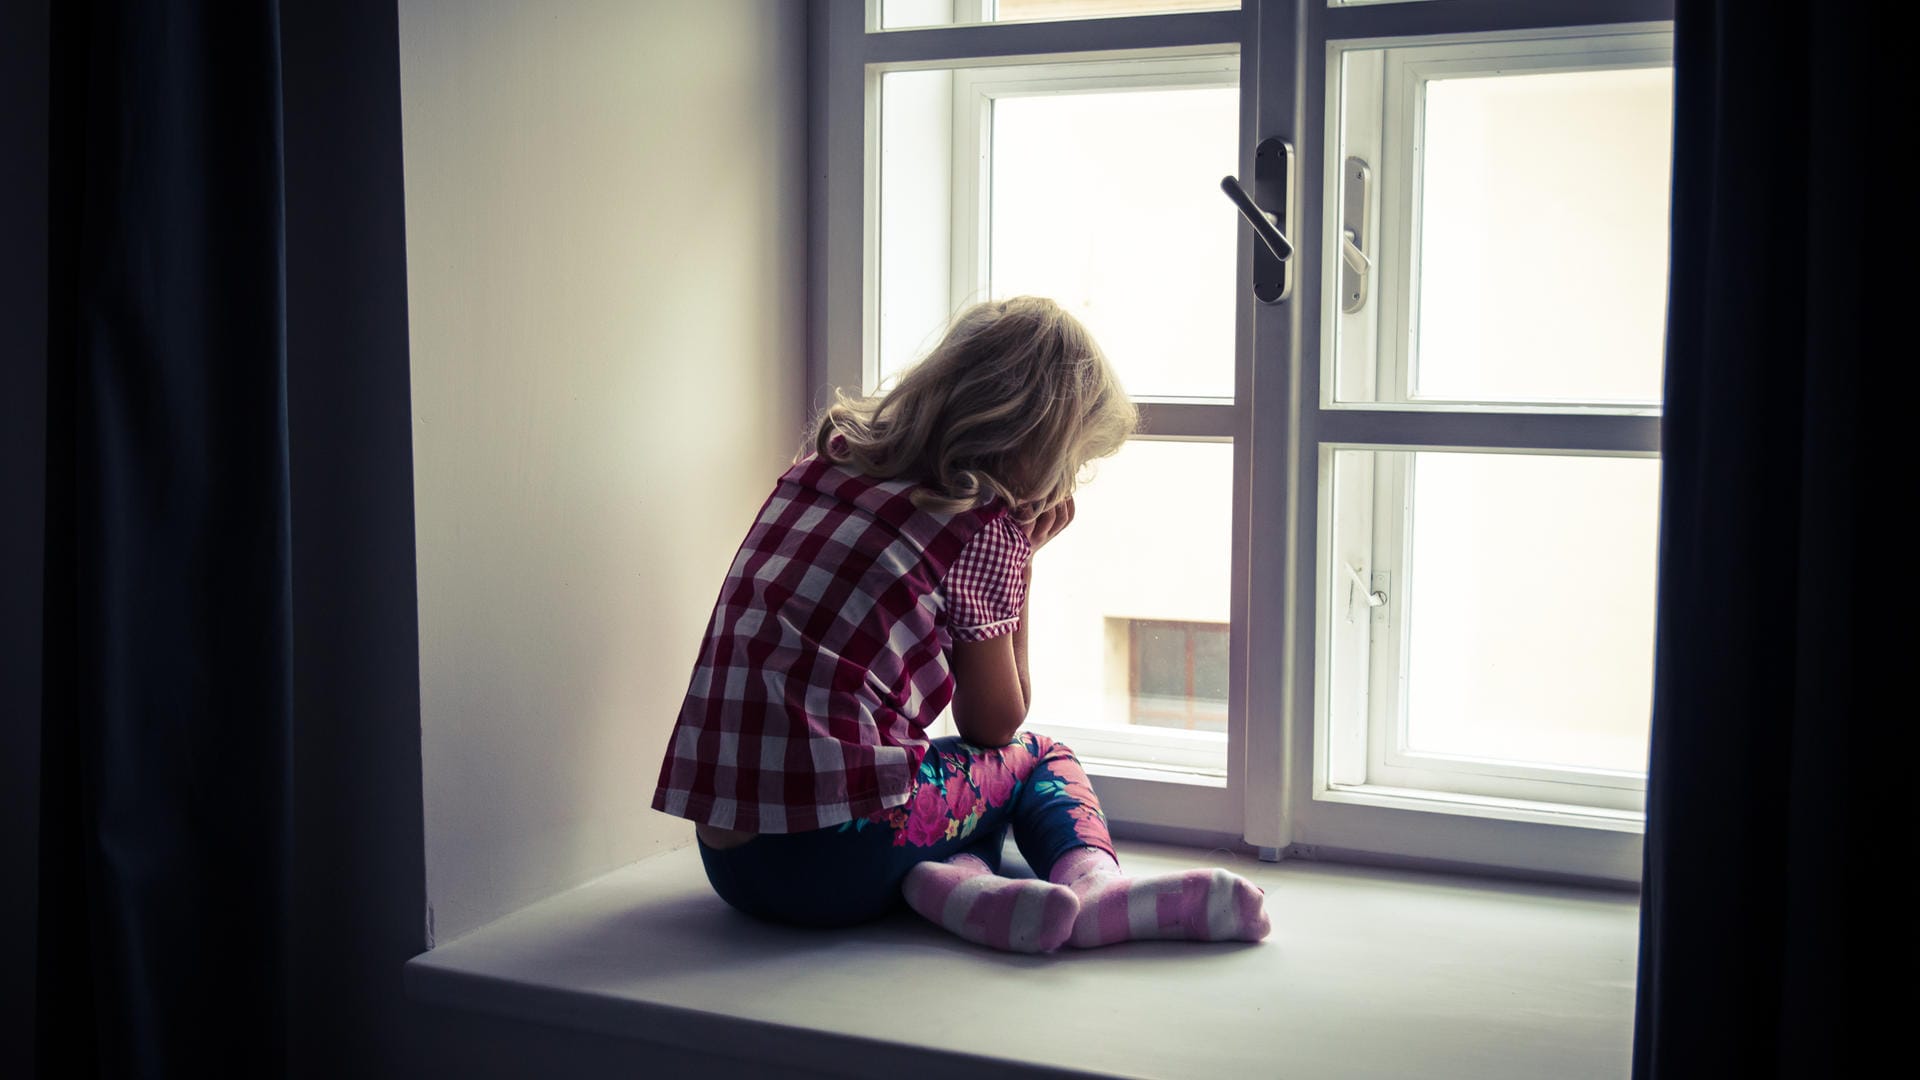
[1337, 32, 1674, 412]
[1321, 445, 1653, 833]
[816, 0, 1676, 878]
[1365, 450, 1653, 813]
[830, 0, 1253, 837]
[945, 56, 1241, 337]
[1274, 10, 1672, 884]
[872, 53, 1242, 390]
[1315, 30, 1673, 831]
[874, 0, 1239, 33]
[939, 54, 1243, 776]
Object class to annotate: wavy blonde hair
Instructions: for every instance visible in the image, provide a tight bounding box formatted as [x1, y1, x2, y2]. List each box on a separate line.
[811, 297, 1137, 518]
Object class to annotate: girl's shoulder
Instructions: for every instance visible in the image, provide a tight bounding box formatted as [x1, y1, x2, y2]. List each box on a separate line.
[786, 444, 1014, 531]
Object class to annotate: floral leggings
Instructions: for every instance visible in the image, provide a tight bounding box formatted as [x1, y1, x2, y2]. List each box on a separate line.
[697, 732, 1116, 928]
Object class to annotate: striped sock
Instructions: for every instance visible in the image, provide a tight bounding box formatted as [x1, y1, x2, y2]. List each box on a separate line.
[1050, 847, 1272, 949]
[902, 854, 1080, 954]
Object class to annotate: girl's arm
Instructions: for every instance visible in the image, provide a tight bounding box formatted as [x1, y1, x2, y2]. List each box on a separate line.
[950, 500, 1071, 747]
[951, 630, 1025, 748]
[1009, 561, 1033, 710]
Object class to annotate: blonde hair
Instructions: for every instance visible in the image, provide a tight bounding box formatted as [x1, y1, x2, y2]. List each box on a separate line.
[811, 297, 1137, 517]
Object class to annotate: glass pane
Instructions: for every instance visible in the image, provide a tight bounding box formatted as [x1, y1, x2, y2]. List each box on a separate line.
[1190, 625, 1229, 700]
[1402, 452, 1659, 773]
[1026, 440, 1231, 739]
[991, 87, 1238, 399]
[883, 0, 1236, 31]
[1414, 67, 1674, 404]
[879, 70, 956, 384]
[1135, 624, 1192, 698]
[1128, 621, 1229, 733]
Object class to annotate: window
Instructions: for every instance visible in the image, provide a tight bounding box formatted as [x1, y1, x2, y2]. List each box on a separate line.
[818, 0, 1675, 879]
[878, 57, 1240, 394]
[1329, 35, 1674, 409]
[1017, 437, 1233, 773]
[876, 51, 1240, 777]
[1322, 449, 1656, 829]
[1315, 30, 1672, 837]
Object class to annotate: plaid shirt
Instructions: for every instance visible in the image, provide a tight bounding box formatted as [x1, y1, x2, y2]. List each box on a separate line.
[652, 454, 1031, 833]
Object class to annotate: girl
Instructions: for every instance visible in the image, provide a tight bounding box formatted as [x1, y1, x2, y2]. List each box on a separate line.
[652, 297, 1271, 954]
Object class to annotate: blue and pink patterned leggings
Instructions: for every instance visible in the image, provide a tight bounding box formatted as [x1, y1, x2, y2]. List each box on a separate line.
[697, 732, 1116, 928]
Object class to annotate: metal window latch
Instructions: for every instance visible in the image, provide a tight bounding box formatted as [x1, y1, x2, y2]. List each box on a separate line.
[1344, 562, 1387, 608]
[1340, 157, 1372, 314]
[1220, 137, 1295, 304]
[1341, 229, 1371, 274]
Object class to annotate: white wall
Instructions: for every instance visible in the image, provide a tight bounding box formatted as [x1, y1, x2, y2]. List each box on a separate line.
[397, 0, 807, 943]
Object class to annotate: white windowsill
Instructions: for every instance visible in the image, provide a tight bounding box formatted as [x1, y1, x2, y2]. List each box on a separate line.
[1080, 757, 1226, 787]
[1319, 783, 1647, 834]
[405, 840, 1640, 1079]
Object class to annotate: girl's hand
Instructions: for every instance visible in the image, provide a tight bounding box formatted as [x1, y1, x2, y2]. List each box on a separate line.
[1022, 497, 1075, 552]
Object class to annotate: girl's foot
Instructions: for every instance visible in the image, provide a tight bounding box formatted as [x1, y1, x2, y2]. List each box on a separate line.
[903, 854, 1080, 954]
[1050, 847, 1271, 948]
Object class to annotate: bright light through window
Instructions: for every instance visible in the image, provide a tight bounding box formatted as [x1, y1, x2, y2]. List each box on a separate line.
[1026, 439, 1232, 742]
[879, 59, 1238, 771]
[878, 69, 956, 386]
[990, 87, 1238, 399]
[1414, 67, 1674, 404]
[1400, 451, 1659, 773]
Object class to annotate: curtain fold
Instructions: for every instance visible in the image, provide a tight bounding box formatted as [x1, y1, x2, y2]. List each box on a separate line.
[1636, 1, 1877, 1075]
[40, 1, 292, 1074]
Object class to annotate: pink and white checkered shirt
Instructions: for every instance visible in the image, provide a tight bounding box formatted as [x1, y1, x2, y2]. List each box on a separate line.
[652, 453, 1031, 833]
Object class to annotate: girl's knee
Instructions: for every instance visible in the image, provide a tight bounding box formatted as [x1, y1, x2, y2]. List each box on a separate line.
[1022, 730, 1080, 763]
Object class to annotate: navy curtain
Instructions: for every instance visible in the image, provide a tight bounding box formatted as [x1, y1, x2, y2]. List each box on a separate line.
[1636, 1, 1881, 1075]
[40, 1, 292, 1074]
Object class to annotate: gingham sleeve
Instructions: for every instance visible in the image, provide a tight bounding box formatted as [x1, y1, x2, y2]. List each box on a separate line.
[945, 512, 1031, 643]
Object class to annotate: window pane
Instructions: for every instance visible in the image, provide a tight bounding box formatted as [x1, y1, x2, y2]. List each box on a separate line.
[1414, 67, 1674, 404]
[1026, 440, 1231, 741]
[879, 70, 956, 384]
[1190, 624, 1229, 700]
[1402, 452, 1658, 773]
[1135, 624, 1192, 698]
[991, 87, 1238, 399]
[882, 0, 1236, 31]
[1128, 621, 1229, 733]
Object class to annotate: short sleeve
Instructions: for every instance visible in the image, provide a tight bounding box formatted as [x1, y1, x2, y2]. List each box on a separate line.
[944, 513, 1031, 643]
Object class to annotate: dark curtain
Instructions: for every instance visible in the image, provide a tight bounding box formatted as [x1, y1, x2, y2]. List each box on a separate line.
[40, 1, 292, 1075]
[1636, 1, 1882, 1076]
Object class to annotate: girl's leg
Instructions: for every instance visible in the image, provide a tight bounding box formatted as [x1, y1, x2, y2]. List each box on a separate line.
[892, 737, 1080, 953]
[696, 738, 1080, 950]
[695, 742, 1044, 930]
[998, 733, 1272, 948]
[899, 849, 1078, 953]
[713, 734, 1268, 951]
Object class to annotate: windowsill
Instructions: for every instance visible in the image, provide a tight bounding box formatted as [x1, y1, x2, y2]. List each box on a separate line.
[1319, 782, 1646, 834]
[1080, 756, 1226, 787]
[405, 840, 1640, 1079]
[1317, 400, 1664, 418]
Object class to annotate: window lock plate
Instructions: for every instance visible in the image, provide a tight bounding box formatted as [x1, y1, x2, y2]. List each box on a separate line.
[1341, 156, 1372, 315]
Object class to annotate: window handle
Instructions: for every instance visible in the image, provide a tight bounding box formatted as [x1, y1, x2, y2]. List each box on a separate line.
[1220, 175, 1292, 261]
[1344, 562, 1387, 607]
[1219, 137, 1295, 303]
[1341, 228, 1371, 274]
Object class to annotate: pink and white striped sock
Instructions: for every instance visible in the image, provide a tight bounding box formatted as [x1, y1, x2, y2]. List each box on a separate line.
[1049, 847, 1272, 949]
[902, 854, 1080, 954]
